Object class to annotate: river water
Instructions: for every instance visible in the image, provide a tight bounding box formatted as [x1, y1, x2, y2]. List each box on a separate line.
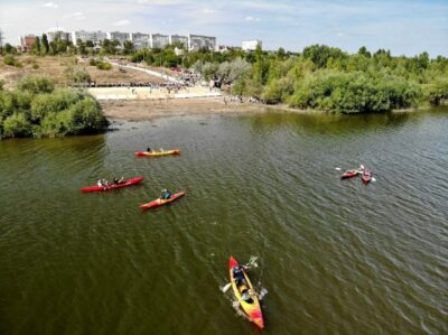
[0, 109, 447, 334]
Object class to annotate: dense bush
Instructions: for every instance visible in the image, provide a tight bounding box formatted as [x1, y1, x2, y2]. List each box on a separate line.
[425, 79, 448, 106]
[0, 76, 108, 139]
[288, 72, 421, 113]
[18, 76, 54, 94]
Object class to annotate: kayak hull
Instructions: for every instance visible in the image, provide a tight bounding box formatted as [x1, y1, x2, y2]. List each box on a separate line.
[81, 176, 144, 193]
[228, 256, 264, 329]
[135, 149, 181, 158]
[140, 191, 185, 210]
[341, 169, 360, 179]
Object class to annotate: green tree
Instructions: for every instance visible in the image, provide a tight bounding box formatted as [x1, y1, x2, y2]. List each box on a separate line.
[42, 34, 50, 54]
[358, 46, 371, 58]
[32, 36, 41, 54]
[4, 43, 17, 54]
[123, 40, 134, 55]
[277, 47, 286, 60]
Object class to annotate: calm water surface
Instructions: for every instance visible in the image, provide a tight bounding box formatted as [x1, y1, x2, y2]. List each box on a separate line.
[0, 110, 447, 334]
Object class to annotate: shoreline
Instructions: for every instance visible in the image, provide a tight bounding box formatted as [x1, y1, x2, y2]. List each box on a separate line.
[100, 96, 438, 122]
[99, 97, 310, 121]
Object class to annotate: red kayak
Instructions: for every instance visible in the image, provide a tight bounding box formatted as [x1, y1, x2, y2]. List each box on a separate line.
[361, 169, 373, 184]
[341, 169, 360, 179]
[140, 191, 185, 210]
[81, 176, 144, 193]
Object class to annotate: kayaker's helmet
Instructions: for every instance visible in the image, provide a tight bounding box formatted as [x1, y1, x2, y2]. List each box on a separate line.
[161, 188, 167, 193]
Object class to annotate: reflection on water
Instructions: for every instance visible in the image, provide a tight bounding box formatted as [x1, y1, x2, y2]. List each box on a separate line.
[0, 109, 447, 334]
[243, 110, 415, 135]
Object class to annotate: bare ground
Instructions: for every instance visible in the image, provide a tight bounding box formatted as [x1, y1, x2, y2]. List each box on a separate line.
[100, 98, 281, 121]
[0, 55, 169, 89]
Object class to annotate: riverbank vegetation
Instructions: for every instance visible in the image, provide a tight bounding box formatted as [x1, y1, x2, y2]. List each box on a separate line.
[0, 76, 108, 139]
[2, 35, 448, 113]
[128, 45, 448, 113]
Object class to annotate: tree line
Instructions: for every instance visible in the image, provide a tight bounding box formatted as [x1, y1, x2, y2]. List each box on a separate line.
[2, 35, 447, 113]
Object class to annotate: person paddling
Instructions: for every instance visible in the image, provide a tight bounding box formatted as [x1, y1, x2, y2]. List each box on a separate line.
[147, 147, 152, 152]
[160, 188, 172, 200]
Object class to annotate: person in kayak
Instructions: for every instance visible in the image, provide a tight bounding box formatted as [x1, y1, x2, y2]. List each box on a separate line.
[160, 189, 172, 199]
[118, 176, 125, 184]
[113, 177, 119, 184]
[146, 147, 152, 152]
[233, 265, 246, 286]
[98, 178, 108, 187]
[241, 288, 254, 304]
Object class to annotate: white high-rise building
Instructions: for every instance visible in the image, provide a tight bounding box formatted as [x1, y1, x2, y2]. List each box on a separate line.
[242, 40, 262, 51]
[188, 34, 216, 51]
[47, 30, 72, 43]
[72, 30, 107, 46]
[131, 32, 150, 49]
[107, 31, 131, 46]
[169, 34, 188, 48]
[150, 33, 169, 49]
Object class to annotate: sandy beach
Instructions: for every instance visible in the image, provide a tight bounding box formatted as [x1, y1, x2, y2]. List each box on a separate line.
[100, 97, 274, 121]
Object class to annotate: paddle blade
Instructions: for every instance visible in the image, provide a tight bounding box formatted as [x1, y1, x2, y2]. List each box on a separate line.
[221, 282, 232, 293]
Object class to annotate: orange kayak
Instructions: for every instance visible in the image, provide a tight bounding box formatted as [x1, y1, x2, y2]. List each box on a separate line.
[135, 149, 181, 158]
[228, 256, 264, 329]
[139, 191, 185, 210]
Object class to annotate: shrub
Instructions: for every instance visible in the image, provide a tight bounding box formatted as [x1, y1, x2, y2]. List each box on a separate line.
[72, 70, 91, 83]
[262, 77, 294, 104]
[425, 79, 448, 106]
[96, 61, 112, 70]
[3, 55, 21, 67]
[2, 113, 32, 138]
[4, 55, 15, 66]
[18, 76, 54, 94]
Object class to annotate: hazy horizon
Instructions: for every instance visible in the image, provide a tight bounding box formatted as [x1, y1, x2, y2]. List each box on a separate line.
[1, 0, 447, 57]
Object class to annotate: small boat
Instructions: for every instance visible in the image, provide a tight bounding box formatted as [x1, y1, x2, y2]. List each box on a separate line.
[135, 149, 181, 158]
[81, 176, 144, 193]
[361, 168, 373, 184]
[139, 191, 185, 210]
[228, 256, 264, 329]
[341, 169, 360, 179]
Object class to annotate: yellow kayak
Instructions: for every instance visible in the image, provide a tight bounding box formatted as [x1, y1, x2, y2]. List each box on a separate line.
[228, 256, 264, 329]
[135, 149, 181, 158]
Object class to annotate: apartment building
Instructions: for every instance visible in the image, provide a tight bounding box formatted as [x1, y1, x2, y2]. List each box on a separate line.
[108, 31, 131, 46]
[72, 30, 107, 46]
[188, 34, 216, 51]
[131, 32, 150, 49]
[150, 33, 169, 49]
[169, 34, 188, 48]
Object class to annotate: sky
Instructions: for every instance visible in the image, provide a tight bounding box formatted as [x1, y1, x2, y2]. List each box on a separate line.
[0, 0, 447, 56]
